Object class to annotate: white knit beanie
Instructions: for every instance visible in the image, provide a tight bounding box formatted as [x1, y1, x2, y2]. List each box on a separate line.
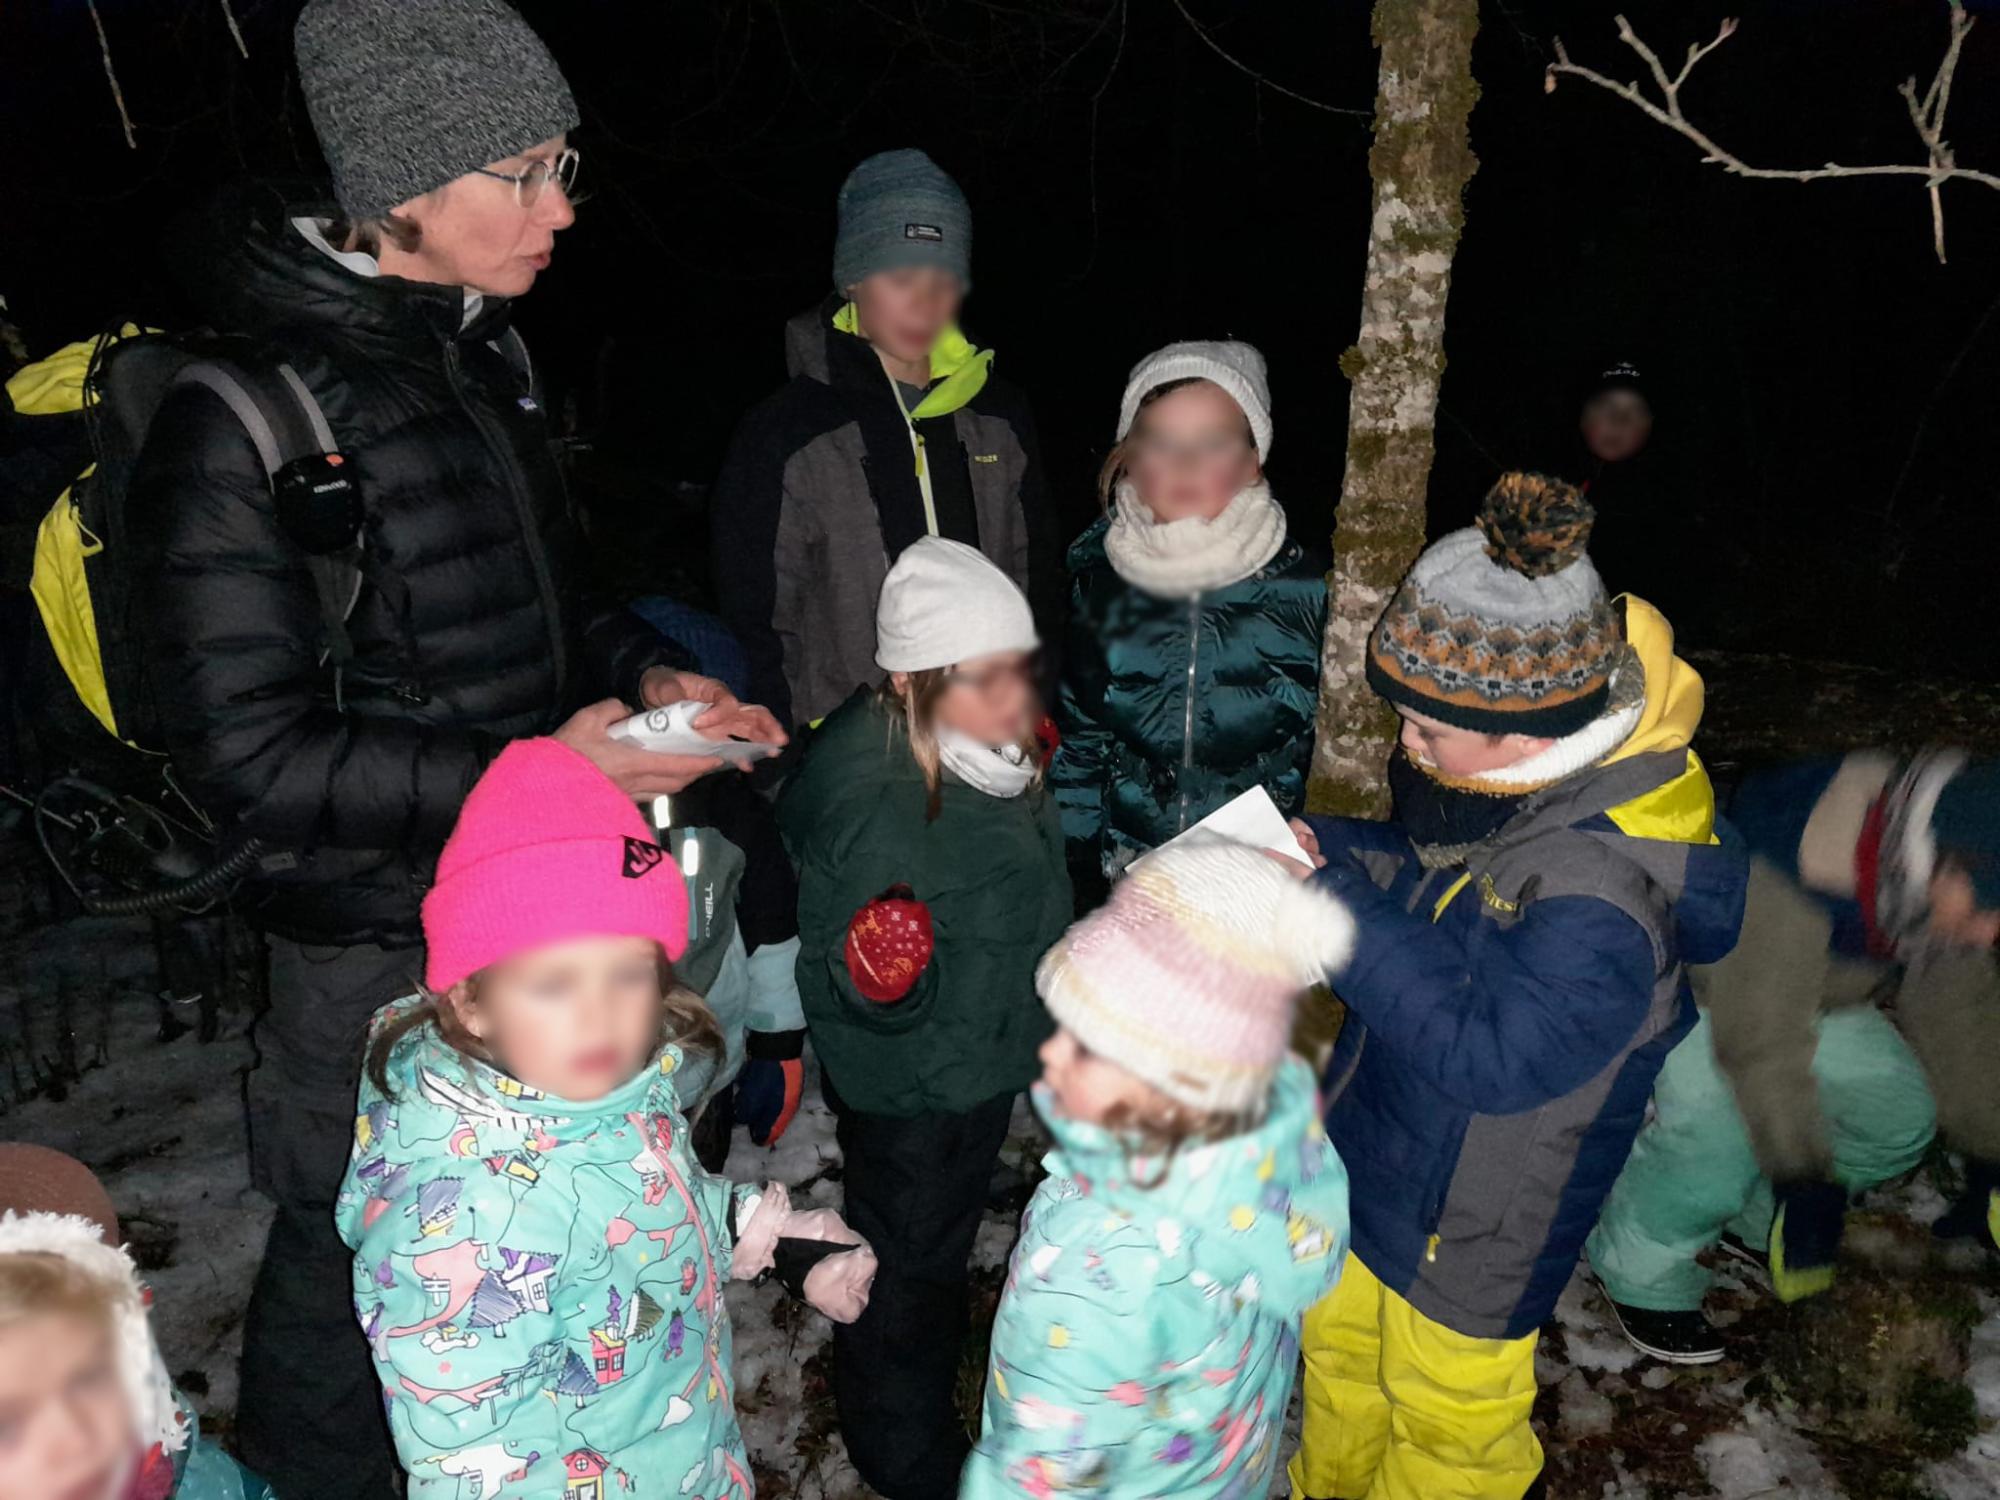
[1037, 837, 1354, 1116]
[875, 537, 1039, 673]
[1117, 340, 1274, 462]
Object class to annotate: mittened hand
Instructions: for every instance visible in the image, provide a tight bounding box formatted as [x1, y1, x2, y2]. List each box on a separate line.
[779, 1207, 877, 1324]
[725, 1187, 877, 1322]
[1770, 1178, 1849, 1303]
[738, 1030, 807, 1147]
[844, 885, 935, 1003]
[1035, 715, 1061, 770]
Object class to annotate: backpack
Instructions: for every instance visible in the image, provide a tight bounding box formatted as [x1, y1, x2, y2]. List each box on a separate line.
[17, 325, 362, 767]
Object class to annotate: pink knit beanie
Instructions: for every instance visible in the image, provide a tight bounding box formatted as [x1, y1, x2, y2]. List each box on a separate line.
[421, 738, 690, 992]
[1035, 837, 1355, 1115]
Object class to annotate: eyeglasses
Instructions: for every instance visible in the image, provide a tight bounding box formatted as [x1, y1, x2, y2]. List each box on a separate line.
[473, 147, 582, 208]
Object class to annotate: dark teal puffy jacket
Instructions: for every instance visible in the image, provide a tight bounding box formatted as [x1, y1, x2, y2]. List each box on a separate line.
[1050, 515, 1326, 889]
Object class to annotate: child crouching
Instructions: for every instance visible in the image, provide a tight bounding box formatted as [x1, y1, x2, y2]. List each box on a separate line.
[962, 838, 1354, 1498]
[0, 1143, 275, 1499]
[337, 739, 872, 1498]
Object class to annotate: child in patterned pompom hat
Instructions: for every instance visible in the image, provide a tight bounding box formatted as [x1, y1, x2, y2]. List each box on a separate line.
[1288, 472, 1748, 1500]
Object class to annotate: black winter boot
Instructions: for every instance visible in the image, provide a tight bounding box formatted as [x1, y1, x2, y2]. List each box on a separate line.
[1608, 1300, 1726, 1364]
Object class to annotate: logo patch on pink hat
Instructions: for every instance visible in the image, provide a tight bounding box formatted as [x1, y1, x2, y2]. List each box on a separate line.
[622, 836, 666, 879]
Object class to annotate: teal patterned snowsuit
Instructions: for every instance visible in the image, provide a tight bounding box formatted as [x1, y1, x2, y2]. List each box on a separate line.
[336, 999, 760, 1499]
[964, 1057, 1349, 1498]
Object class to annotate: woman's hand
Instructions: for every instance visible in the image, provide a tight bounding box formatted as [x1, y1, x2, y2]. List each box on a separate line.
[639, 667, 788, 758]
[554, 699, 724, 797]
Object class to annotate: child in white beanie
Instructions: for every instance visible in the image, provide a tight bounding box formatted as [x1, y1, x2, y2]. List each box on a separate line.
[962, 836, 1354, 1499]
[1050, 340, 1327, 909]
[776, 536, 1073, 1497]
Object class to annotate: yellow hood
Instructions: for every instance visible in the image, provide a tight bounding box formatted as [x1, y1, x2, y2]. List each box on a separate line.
[1603, 594, 1715, 844]
[1606, 595, 1703, 764]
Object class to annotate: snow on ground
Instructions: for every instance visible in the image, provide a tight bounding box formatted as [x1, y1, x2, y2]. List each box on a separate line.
[6, 942, 2000, 1497]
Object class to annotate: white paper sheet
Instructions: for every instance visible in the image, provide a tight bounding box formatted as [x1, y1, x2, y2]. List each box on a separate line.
[1157, 785, 1311, 865]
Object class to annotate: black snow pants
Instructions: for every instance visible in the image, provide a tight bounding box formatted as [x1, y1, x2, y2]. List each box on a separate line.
[830, 1084, 1016, 1499]
[237, 936, 420, 1500]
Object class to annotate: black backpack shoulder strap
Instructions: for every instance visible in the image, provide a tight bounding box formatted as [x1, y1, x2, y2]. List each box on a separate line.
[173, 358, 363, 692]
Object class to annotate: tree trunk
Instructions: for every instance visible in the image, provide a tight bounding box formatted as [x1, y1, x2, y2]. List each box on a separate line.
[1310, 0, 1480, 815]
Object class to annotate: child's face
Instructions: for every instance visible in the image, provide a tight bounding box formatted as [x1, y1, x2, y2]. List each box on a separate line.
[850, 265, 964, 368]
[1127, 380, 1260, 522]
[0, 1313, 131, 1500]
[929, 651, 1038, 749]
[1038, 1027, 1171, 1127]
[451, 934, 663, 1100]
[1580, 389, 1653, 465]
[1398, 708, 1553, 779]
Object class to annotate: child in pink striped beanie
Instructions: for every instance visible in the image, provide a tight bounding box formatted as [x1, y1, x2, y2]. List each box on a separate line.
[1035, 834, 1356, 1124]
[965, 838, 1356, 1498]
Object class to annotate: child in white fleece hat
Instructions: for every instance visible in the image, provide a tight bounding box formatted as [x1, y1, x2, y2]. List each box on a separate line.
[1049, 340, 1327, 908]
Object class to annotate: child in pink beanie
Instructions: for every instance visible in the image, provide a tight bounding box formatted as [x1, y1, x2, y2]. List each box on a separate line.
[963, 836, 1354, 1499]
[337, 738, 872, 1497]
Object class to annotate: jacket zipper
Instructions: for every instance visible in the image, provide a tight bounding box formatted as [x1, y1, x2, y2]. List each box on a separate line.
[1176, 592, 1202, 831]
[444, 339, 568, 707]
[1420, 1114, 1471, 1265]
[886, 369, 939, 536]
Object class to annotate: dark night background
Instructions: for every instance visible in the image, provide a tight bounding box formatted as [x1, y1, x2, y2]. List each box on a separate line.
[5, 0, 1998, 679]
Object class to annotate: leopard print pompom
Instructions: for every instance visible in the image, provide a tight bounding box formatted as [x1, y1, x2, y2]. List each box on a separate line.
[1476, 472, 1596, 580]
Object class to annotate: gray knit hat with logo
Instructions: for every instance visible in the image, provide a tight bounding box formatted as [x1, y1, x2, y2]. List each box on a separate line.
[833, 149, 973, 293]
[295, 0, 579, 219]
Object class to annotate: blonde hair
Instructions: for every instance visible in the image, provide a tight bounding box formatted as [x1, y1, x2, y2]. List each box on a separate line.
[876, 669, 1044, 822]
[0, 1251, 121, 1332]
[365, 945, 721, 1097]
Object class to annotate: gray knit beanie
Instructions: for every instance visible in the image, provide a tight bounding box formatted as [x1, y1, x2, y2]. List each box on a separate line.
[833, 149, 973, 293]
[295, 0, 580, 219]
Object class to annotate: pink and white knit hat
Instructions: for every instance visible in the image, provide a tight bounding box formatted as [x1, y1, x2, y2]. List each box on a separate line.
[421, 738, 690, 992]
[1036, 836, 1355, 1115]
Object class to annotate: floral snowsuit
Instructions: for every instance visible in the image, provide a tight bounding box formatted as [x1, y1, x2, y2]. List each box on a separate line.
[336, 999, 760, 1499]
[964, 1057, 1349, 1498]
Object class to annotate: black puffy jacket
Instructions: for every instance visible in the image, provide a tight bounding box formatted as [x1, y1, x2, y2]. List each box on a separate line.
[130, 202, 683, 947]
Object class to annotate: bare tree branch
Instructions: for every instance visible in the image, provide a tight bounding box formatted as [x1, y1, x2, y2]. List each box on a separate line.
[219, 0, 249, 60]
[1547, 5, 1994, 262]
[87, 0, 137, 150]
[1169, 0, 1371, 119]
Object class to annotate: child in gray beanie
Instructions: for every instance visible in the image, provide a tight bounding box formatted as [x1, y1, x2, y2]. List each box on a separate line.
[295, 0, 578, 219]
[833, 148, 974, 292]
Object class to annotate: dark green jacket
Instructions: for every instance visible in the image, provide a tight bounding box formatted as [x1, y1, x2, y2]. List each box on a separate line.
[777, 689, 1071, 1117]
[1049, 517, 1326, 883]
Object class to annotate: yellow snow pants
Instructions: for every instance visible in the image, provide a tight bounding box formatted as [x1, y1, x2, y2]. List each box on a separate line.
[1289, 1253, 1542, 1500]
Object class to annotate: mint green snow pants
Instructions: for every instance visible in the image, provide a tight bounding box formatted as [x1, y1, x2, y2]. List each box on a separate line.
[1586, 1008, 1936, 1312]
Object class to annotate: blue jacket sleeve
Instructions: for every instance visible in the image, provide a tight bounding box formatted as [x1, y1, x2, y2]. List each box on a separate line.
[1307, 828, 1660, 1116]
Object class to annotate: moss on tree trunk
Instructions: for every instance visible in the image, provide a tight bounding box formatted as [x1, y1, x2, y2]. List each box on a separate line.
[1310, 0, 1481, 815]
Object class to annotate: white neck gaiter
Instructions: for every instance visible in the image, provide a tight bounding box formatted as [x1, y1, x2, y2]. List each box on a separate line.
[937, 725, 1035, 799]
[1102, 479, 1288, 598]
